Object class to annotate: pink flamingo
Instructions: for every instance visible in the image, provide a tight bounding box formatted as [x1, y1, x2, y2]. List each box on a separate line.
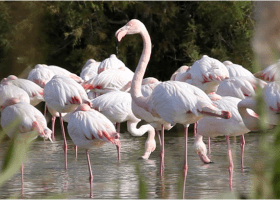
[185, 55, 229, 94]
[116, 19, 232, 198]
[97, 54, 134, 76]
[0, 84, 30, 110]
[170, 65, 190, 82]
[82, 68, 133, 95]
[254, 60, 280, 82]
[223, 60, 255, 78]
[91, 90, 156, 159]
[1, 75, 44, 106]
[194, 95, 251, 190]
[67, 104, 121, 198]
[217, 76, 267, 99]
[0, 98, 52, 194]
[238, 81, 280, 131]
[43, 75, 92, 169]
[80, 60, 100, 82]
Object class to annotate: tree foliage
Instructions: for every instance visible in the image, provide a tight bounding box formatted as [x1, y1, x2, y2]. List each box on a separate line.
[0, 1, 255, 81]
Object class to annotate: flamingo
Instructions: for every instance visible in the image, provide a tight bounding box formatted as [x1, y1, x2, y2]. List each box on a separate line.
[80, 60, 100, 82]
[194, 95, 252, 190]
[170, 65, 190, 82]
[97, 54, 134, 76]
[0, 98, 52, 194]
[1, 75, 44, 106]
[254, 60, 280, 82]
[82, 68, 133, 95]
[81, 59, 101, 71]
[28, 64, 83, 87]
[217, 76, 267, 99]
[223, 60, 255, 78]
[115, 19, 232, 197]
[43, 75, 92, 169]
[0, 84, 30, 111]
[238, 81, 280, 131]
[91, 90, 156, 159]
[67, 104, 121, 198]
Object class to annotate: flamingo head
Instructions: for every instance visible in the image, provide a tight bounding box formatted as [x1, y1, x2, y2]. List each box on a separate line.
[194, 137, 213, 164]
[115, 19, 146, 42]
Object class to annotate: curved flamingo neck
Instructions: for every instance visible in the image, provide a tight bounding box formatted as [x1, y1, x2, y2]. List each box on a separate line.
[238, 98, 260, 131]
[131, 28, 152, 110]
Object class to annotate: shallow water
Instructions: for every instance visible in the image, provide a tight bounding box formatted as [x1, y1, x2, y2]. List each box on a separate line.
[0, 124, 264, 199]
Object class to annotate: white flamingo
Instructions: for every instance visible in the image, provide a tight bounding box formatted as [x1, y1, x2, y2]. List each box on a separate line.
[194, 95, 252, 190]
[43, 75, 91, 169]
[1, 98, 52, 194]
[67, 104, 121, 198]
[0, 84, 30, 111]
[1, 75, 44, 106]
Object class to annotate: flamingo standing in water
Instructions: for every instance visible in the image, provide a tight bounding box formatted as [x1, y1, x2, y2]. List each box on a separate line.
[194, 95, 252, 190]
[67, 104, 121, 198]
[0, 98, 52, 194]
[115, 19, 232, 197]
[43, 75, 91, 169]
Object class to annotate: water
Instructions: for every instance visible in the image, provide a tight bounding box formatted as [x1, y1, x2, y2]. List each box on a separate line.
[0, 125, 264, 199]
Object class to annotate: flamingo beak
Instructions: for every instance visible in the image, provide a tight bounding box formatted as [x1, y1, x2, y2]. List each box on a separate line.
[115, 28, 128, 42]
[198, 152, 213, 164]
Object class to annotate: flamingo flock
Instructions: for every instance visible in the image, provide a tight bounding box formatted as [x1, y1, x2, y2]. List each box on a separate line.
[0, 19, 279, 198]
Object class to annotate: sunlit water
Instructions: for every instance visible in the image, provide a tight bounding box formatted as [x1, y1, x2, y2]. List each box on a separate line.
[0, 124, 265, 199]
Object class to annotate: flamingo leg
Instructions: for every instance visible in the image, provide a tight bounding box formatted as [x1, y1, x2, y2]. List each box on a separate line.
[74, 145, 78, 159]
[51, 116, 56, 141]
[59, 113, 68, 170]
[226, 135, 234, 191]
[193, 122, 197, 137]
[240, 134, 245, 172]
[156, 129, 162, 147]
[208, 137, 211, 155]
[21, 162, 24, 195]
[160, 124, 165, 176]
[182, 126, 188, 199]
[86, 150, 93, 198]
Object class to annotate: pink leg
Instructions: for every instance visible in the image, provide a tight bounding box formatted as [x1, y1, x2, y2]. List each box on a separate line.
[75, 145, 78, 159]
[21, 162, 24, 195]
[226, 135, 234, 191]
[182, 126, 188, 199]
[86, 150, 93, 198]
[156, 129, 162, 147]
[240, 134, 245, 172]
[59, 113, 68, 170]
[160, 124, 165, 176]
[208, 137, 211, 155]
[193, 122, 197, 137]
[51, 116, 56, 141]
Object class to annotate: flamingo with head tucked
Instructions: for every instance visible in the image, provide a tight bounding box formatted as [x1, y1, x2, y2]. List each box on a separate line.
[1, 97, 52, 194]
[67, 104, 121, 198]
[44, 75, 91, 169]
